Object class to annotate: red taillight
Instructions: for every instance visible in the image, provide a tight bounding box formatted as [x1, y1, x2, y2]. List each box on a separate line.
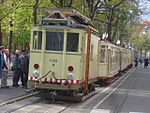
[34, 64, 39, 69]
[68, 66, 74, 71]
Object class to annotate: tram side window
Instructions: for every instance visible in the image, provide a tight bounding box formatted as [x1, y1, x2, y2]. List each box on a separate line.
[46, 32, 64, 51]
[66, 33, 79, 52]
[33, 31, 42, 50]
[100, 49, 105, 63]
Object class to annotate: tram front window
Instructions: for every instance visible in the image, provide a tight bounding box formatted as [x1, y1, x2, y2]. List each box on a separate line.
[46, 32, 64, 51]
[66, 33, 79, 52]
[33, 31, 42, 50]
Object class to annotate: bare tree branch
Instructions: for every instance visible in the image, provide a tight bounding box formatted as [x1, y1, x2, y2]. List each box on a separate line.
[0, 0, 21, 21]
[90, 0, 101, 20]
[51, 0, 59, 7]
[38, 0, 44, 6]
[59, 0, 64, 7]
[113, 0, 124, 8]
[66, 0, 73, 7]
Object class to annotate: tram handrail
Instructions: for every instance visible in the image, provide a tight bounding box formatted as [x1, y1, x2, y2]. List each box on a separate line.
[37, 70, 62, 81]
[37, 70, 51, 81]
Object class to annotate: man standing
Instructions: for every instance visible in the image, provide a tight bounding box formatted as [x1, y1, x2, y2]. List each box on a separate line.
[134, 58, 138, 68]
[12, 50, 21, 87]
[20, 50, 29, 88]
[0, 47, 2, 87]
[1, 46, 9, 88]
[144, 58, 149, 68]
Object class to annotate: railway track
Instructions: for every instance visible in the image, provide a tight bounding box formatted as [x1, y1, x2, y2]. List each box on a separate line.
[0, 91, 40, 107]
[0, 68, 135, 113]
[61, 68, 136, 113]
[0, 92, 71, 113]
[114, 68, 138, 113]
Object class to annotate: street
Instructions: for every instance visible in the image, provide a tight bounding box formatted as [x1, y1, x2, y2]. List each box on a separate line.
[0, 65, 150, 113]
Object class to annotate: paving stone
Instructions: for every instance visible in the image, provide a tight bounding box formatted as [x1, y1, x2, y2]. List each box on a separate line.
[0, 77, 29, 104]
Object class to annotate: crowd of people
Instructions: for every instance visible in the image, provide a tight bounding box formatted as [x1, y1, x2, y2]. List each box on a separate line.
[134, 58, 149, 68]
[0, 46, 29, 89]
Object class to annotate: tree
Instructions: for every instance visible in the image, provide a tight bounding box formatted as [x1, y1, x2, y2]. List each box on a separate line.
[0, 0, 22, 47]
[0, 0, 144, 50]
[50, 0, 73, 8]
[85, 0, 101, 21]
[1, 0, 53, 49]
[33, 0, 39, 25]
[93, 0, 141, 44]
[129, 24, 150, 57]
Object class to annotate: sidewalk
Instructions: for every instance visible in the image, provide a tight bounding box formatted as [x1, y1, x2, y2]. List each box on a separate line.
[120, 64, 150, 112]
[0, 75, 29, 104]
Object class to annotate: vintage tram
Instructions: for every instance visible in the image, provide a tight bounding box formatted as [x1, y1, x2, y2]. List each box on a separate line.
[98, 41, 134, 84]
[28, 8, 133, 101]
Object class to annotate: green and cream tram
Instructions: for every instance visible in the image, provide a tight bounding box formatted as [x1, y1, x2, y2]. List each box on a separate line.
[28, 9, 98, 97]
[28, 9, 134, 99]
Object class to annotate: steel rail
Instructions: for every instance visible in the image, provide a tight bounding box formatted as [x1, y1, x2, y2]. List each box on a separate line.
[92, 68, 135, 109]
[0, 91, 40, 107]
[79, 68, 135, 108]
[114, 69, 138, 113]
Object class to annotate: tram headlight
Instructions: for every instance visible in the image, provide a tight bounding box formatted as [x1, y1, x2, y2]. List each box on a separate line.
[33, 70, 40, 78]
[67, 73, 74, 80]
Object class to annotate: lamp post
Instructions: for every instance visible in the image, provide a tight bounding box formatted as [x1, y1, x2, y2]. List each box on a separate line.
[0, 21, 2, 46]
[9, 19, 13, 51]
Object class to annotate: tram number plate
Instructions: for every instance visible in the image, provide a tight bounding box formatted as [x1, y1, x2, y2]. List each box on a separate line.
[49, 59, 58, 63]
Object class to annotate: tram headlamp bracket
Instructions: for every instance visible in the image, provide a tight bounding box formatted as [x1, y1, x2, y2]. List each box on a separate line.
[33, 70, 40, 78]
[67, 73, 74, 80]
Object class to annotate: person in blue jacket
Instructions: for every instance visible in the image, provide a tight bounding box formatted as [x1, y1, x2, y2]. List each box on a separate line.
[0, 47, 2, 79]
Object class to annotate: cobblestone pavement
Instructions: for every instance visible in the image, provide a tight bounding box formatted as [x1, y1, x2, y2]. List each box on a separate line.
[0, 75, 28, 104]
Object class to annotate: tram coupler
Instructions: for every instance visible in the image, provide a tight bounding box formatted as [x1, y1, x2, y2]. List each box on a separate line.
[25, 88, 36, 93]
[50, 91, 57, 102]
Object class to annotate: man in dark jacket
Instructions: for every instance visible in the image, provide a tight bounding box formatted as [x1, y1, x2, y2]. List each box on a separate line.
[144, 58, 149, 68]
[0, 47, 2, 81]
[12, 50, 21, 87]
[20, 50, 29, 88]
[134, 58, 138, 68]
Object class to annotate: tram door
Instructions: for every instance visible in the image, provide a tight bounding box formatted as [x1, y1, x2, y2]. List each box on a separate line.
[119, 51, 122, 71]
[107, 49, 111, 75]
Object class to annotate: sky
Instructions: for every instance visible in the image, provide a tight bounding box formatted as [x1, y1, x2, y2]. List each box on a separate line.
[139, 0, 150, 20]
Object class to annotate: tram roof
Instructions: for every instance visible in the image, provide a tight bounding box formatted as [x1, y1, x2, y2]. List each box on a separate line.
[100, 40, 132, 51]
[37, 8, 98, 32]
